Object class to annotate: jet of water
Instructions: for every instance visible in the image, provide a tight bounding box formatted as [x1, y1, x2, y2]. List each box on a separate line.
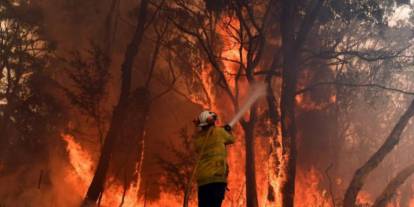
[228, 83, 267, 127]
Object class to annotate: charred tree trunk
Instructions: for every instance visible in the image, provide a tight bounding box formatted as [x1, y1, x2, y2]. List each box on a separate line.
[109, 2, 166, 188]
[343, 99, 414, 207]
[279, 1, 324, 206]
[110, 88, 150, 187]
[373, 163, 414, 207]
[241, 118, 259, 207]
[279, 1, 299, 206]
[82, 0, 149, 205]
[279, 46, 299, 207]
[103, 0, 120, 53]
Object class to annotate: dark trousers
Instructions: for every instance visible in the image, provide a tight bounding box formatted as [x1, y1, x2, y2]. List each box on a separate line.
[198, 182, 227, 207]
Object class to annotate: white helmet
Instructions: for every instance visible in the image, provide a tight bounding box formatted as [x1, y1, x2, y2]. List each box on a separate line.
[196, 110, 217, 127]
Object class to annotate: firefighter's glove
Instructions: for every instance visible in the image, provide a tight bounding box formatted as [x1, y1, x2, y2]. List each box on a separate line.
[224, 124, 232, 132]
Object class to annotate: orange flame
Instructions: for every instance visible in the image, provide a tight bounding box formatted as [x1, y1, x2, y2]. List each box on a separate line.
[295, 168, 331, 207]
[62, 134, 94, 196]
[61, 134, 147, 207]
[357, 191, 374, 206]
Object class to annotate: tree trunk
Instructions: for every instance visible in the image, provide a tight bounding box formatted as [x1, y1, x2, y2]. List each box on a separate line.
[266, 70, 281, 202]
[279, 50, 299, 207]
[82, 0, 149, 205]
[110, 88, 150, 187]
[278, 1, 324, 205]
[373, 163, 414, 207]
[242, 121, 259, 207]
[103, 0, 120, 53]
[343, 99, 414, 207]
[279, 1, 299, 206]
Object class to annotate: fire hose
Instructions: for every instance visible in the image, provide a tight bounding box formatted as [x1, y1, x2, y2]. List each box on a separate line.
[183, 83, 266, 207]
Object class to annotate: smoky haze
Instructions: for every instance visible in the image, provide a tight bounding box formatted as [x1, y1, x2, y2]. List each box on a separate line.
[1, 0, 414, 207]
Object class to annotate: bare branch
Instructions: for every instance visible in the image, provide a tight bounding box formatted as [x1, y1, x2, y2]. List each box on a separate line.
[294, 0, 325, 52]
[305, 47, 411, 63]
[150, 54, 178, 101]
[169, 15, 237, 106]
[296, 81, 414, 96]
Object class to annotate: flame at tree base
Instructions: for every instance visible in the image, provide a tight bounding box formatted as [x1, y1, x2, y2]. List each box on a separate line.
[62, 134, 145, 207]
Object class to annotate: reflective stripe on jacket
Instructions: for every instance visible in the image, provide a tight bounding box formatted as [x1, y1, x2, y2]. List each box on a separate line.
[194, 126, 235, 187]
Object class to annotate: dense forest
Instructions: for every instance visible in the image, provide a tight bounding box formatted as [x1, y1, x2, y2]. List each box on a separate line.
[2, 0, 414, 206]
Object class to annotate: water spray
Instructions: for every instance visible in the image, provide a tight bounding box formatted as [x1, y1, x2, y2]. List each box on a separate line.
[227, 83, 267, 127]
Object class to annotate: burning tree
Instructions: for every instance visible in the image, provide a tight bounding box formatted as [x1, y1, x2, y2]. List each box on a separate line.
[164, 0, 277, 206]
[81, 0, 151, 204]
[81, 0, 178, 205]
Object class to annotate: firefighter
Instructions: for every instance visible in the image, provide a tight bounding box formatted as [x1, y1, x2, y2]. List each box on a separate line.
[193, 110, 235, 207]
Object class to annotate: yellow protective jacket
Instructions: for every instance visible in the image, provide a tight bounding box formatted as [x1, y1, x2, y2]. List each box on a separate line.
[194, 126, 235, 187]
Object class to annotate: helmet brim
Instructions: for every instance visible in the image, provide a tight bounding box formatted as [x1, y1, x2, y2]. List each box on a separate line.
[198, 122, 209, 127]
